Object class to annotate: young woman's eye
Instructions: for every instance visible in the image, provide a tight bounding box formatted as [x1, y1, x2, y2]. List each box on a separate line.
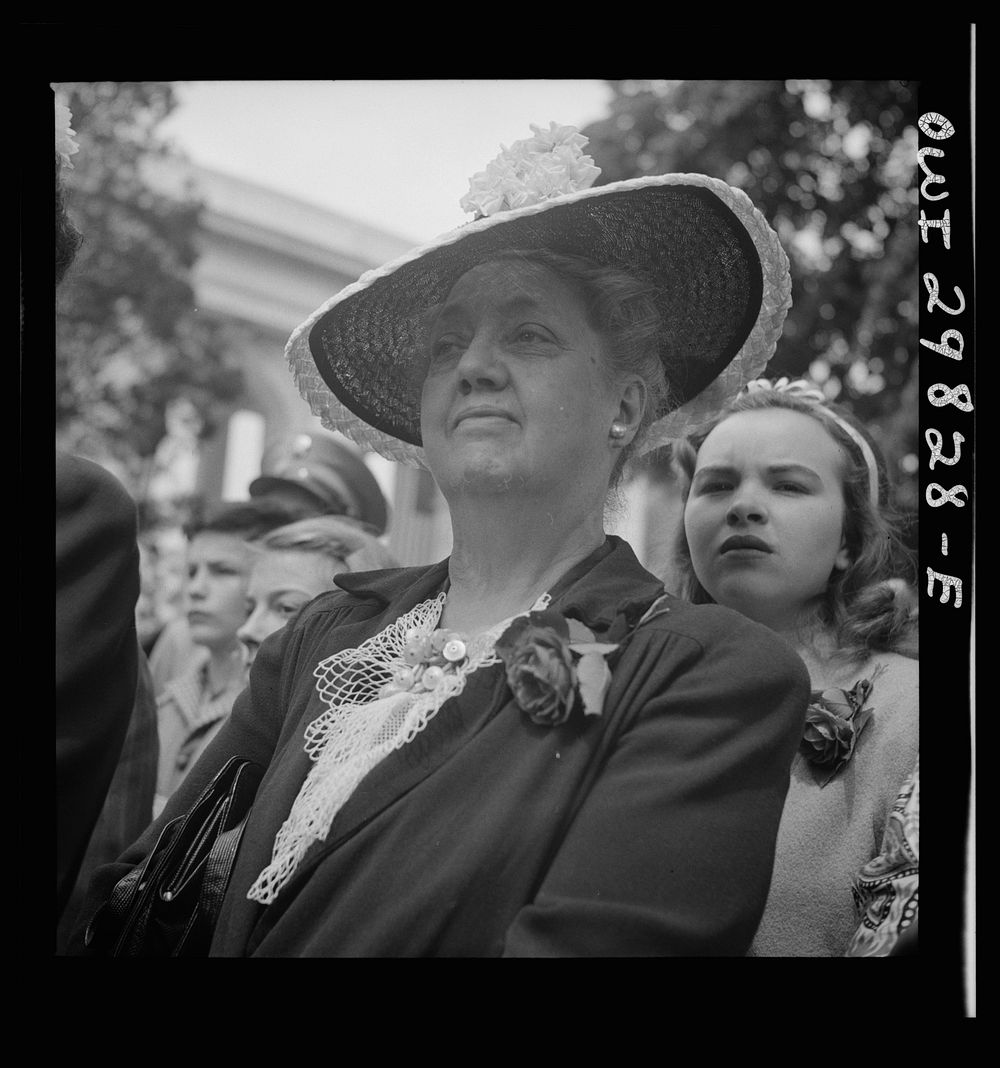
[277, 600, 304, 617]
[697, 479, 733, 494]
[775, 481, 809, 493]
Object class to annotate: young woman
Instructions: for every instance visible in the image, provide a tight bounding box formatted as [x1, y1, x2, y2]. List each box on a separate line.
[675, 379, 919, 956]
[238, 515, 398, 666]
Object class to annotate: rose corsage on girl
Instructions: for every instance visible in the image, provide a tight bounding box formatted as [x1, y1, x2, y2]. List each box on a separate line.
[800, 666, 886, 786]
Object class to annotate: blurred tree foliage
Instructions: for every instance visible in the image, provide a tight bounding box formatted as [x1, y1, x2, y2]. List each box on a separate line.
[55, 81, 244, 496]
[583, 79, 920, 518]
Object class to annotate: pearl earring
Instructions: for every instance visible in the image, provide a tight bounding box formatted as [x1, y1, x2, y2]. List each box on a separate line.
[610, 421, 627, 439]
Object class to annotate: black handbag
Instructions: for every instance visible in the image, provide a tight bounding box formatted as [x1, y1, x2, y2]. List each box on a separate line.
[84, 756, 264, 956]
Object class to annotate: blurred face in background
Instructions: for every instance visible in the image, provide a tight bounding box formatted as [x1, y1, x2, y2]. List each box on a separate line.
[238, 549, 339, 664]
[185, 532, 258, 653]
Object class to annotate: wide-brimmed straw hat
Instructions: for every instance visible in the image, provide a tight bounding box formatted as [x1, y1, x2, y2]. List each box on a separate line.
[287, 122, 792, 468]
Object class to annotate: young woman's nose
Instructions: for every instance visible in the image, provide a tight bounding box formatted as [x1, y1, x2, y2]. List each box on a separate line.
[726, 488, 768, 525]
[237, 607, 269, 649]
[456, 331, 509, 393]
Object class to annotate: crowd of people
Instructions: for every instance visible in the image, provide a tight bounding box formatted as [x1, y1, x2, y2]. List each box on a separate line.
[55, 105, 919, 957]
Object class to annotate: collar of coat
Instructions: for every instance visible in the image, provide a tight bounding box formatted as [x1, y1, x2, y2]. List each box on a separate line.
[332, 535, 666, 642]
[158, 646, 246, 732]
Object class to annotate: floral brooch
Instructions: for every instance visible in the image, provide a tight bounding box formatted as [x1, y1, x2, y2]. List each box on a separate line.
[495, 608, 620, 727]
[800, 666, 885, 786]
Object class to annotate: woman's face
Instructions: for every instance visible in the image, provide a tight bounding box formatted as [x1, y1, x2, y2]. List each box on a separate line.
[185, 532, 257, 653]
[682, 408, 851, 633]
[419, 260, 627, 499]
[237, 549, 337, 664]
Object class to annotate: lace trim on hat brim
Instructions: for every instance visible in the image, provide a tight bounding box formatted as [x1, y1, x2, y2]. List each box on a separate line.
[286, 172, 792, 467]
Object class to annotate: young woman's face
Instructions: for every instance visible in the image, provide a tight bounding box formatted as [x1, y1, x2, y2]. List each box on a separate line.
[419, 260, 626, 499]
[237, 549, 337, 664]
[185, 532, 257, 653]
[682, 409, 852, 633]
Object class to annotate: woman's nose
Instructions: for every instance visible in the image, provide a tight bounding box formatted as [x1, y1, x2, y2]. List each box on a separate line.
[238, 608, 268, 648]
[726, 491, 768, 525]
[456, 332, 508, 393]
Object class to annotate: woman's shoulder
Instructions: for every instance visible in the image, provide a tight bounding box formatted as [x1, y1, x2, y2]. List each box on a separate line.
[868, 650, 918, 690]
[835, 650, 917, 711]
[285, 563, 453, 661]
[643, 593, 796, 651]
[633, 595, 808, 683]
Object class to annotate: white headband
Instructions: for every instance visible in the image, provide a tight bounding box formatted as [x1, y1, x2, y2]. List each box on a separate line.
[744, 378, 880, 506]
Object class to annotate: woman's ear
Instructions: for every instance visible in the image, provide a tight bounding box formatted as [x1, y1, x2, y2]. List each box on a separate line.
[833, 539, 851, 572]
[613, 377, 647, 445]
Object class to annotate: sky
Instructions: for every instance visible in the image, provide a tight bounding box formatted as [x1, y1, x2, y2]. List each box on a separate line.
[158, 80, 614, 245]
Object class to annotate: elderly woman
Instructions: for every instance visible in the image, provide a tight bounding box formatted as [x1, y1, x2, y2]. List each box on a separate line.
[78, 124, 808, 957]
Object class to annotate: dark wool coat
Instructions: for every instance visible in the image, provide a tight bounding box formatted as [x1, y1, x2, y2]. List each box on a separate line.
[77, 538, 809, 957]
[56, 452, 141, 921]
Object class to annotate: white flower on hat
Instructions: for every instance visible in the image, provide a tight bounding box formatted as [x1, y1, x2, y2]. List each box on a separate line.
[55, 100, 80, 169]
[459, 121, 601, 219]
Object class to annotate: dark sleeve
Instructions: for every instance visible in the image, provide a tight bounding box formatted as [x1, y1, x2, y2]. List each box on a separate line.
[56, 455, 141, 920]
[55, 644, 159, 954]
[66, 610, 311, 954]
[502, 613, 810, 957]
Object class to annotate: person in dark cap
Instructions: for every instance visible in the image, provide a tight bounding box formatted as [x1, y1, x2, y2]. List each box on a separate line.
[149, 432, 391, 695]
[249, 430, 390, 537]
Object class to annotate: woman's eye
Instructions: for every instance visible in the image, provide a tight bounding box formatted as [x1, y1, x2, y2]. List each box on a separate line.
[697, 480, 732, 494]
[775, 481, 808, 493]
[430, 336, 463, 360]
[278, 601, 303, 617]
[511, 325, 553, 345]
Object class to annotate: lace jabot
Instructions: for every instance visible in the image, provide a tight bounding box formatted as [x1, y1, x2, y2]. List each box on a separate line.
[247, 588, 550, 905]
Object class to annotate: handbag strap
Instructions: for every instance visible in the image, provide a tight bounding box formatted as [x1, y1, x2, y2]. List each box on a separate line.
[175, 760, 263, 949]
[87, 756, 262, 955]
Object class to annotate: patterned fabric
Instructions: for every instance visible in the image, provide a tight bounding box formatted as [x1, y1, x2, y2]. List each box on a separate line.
[154, 648, 247, 817]
[846, 760, 919, 957]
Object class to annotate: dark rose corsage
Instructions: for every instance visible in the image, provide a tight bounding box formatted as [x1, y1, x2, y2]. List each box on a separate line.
[495, 609, 619, 726]
[800, 666, 885, 786]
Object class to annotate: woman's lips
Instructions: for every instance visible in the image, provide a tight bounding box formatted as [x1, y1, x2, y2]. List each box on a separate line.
[453, 407, 516, 429]
[719, 535, 772, 554]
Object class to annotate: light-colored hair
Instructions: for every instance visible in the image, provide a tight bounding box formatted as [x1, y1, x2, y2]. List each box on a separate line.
[255, 515, 399, 576]
[672, 388, 917, 661]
